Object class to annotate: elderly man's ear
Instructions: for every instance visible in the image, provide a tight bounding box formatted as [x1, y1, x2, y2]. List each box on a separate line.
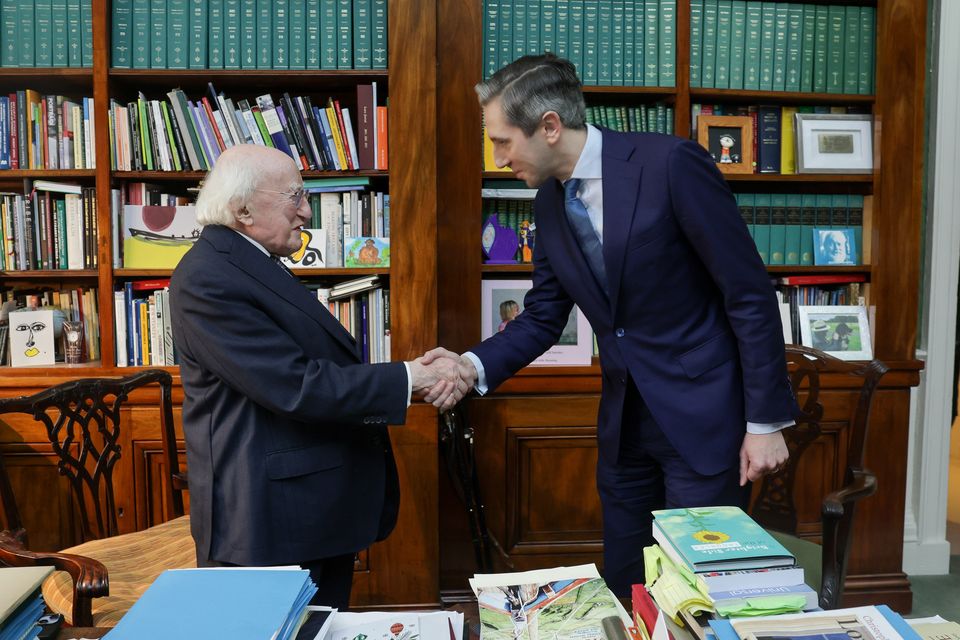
[235, 207, 253, 226]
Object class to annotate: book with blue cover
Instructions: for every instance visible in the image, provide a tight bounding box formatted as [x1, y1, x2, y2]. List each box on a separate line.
[652, 506, 795, 572]
[708, 605, 922, 640]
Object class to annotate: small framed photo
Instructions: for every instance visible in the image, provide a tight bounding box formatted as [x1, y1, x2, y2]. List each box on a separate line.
[697, 115, 755, 174]
[813, 227, 857, 265]
[8, 309, 56, 367]
[798, 305, 872, 360]
[795, 113, 873, 174]
[481, 279, 593, 366]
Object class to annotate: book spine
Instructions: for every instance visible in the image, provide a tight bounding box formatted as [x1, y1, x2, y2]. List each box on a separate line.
[189, 0, 207, 68]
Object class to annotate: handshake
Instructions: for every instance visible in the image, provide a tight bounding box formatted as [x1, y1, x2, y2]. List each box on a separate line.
[407, 348, 479, 411]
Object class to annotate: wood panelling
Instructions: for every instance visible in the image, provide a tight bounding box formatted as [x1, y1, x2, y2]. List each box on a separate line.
[0, 444, 78, 552]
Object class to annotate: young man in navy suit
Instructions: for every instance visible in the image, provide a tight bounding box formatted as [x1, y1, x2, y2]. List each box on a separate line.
[423, 54, 798, 595]
[170, 145, 463, 607]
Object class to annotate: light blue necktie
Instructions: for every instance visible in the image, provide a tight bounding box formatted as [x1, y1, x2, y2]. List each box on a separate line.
[564, 178, 608, 293]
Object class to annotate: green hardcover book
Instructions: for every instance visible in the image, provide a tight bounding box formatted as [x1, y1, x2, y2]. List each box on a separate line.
[240, 0, 257, 68]
[848, 194, 863, 264]
[771, 2, 787, 92]
[826, 4, 844, 94]
[52, 0, 68, 66]
[149, 0, 166, 68]
[799, 4, 815, 92]
[541, 0, 556, 58]
[131, 0, 149, 68]
[276, 0, 290, 69]
[728, 0, 745, 90]
[652, 506, 795, 572]
[555, 0, 569, 60]
[784, 194, 802, 264]
[256, 0, 272, 67]
[167, 0, 188, 69]
[526, 0, 539, 56]
[208, 0, 223, 68]
[610, 0, 624, 85]
[17, 0, 35, 66]
[769, 193, 786, 265]
[643, 0, 658, 86]
[160, 101, 182, 171]
[843, 5, 859, 94]
[66, 0, 80, 65]
[830, 194, 848, 229]
[753, 193, 771, 264]
[137, 95, 154, 171]
[335, 0, 349, 68]
[736, 193, 755, 242]
[713, 0, 731, 89]
[743, 1, 760, 90]
[622, 0, 634, 85]
[758, 1, 774, 91]
[513, 0, 527, 62]
[799, 193, 816, 265]
[597, 0, 612, 84]
[568, 0, 583, 78]
[812, 4, 828, 92]
[288, 0, 305, 69]
[582, 0, 597, 84]
[306, 0, 320, 68]
[80, 0, 91, 65]
[56, 198, 67, 268]
[320, 0, 336, 69]
[35, 0, 52, 67]
[371, 0, 385, 69]
[483, 0, 498, 78]
[631, 0, 642, 87]
[111, 0, 132, 67]
[351, 0, 370, 69]
[784, 4, 802, 92]
[222, 0, 240, 68]
[688, 0, 702, 88]
[815, 194, 832, 231]
[700, 0, 716, 88]
[659, 0, 675, 87]
[859, 7, 874, 95]
[1, 0, 17, 67]
[498, 0, 513, 69]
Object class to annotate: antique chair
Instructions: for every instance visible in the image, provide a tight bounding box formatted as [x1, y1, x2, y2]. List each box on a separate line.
[0, 370, 194, 627]
[750, 344, 889, 610]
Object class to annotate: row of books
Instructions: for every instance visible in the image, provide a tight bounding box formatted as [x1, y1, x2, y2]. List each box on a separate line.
[313, 276, 391, 364]
[483, 0, 678, 87]
[109, 83, 387, 172]
[776, 277, 866, 345]
[0, 0, 93, 67]
[111, 0, 388, 70]
[737, 193, 866, 266]
[114, 280, 176, 367]
[0, 182, 98, 272]
[0, 286, 101, 364]
[691, 2, 875, 95]
[0, 92, 96, 170]
[300, 189, 390, 268]
[586, 103, 674, 135]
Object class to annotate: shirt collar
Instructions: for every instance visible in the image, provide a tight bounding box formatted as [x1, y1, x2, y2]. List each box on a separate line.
[569, 124, 603, 182]
[230, 226, 271, 256]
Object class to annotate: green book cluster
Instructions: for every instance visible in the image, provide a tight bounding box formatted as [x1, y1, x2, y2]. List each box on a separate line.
[112, 0, 387, 70]
[690, 1, 875, 94]
[586, 102, 673, 135]
[736, 192, 865, 266]
[483, 0, 677, 87]
[0, 0, 93, 67]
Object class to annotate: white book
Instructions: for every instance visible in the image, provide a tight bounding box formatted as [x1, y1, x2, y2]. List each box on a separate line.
[114, 290, 128, 367]
[84, 97, 95, 169]
[161, 289, 175, 365]
[341, 108, 360, 170]
[65, 194, 84, 270]
[148, 295, 161, 366]
[320, 193, 343, 266]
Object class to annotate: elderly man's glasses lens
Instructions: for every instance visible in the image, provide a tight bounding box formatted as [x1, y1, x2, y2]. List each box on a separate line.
[256, 187, 306, 209]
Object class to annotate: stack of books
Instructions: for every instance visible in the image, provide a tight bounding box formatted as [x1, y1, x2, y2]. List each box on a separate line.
[0, 566, 53, 640]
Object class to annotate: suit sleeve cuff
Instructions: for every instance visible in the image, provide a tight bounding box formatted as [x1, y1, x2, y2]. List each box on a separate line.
[463, 351, 488, 396]
[746, 420, 795, 434]
[402, 361, 412, 407]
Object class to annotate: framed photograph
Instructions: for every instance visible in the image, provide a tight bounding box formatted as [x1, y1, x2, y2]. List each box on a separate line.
[8, 309, 56, 367]
[697, 115, 755, 174]
[813, 227, 857, 266]
[795, 113, 873, 174]
[798, 305, 873, 360]
[481, 279, 593, 366]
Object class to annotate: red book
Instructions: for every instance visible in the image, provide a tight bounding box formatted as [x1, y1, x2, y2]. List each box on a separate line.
[376, 106, 388, 170]
[631, 584, 672, 640]
[332, 99, 353, 170]
[778, 274, 867, 286]
[200, 97, 227, 152]
[131, 278, 172, 291]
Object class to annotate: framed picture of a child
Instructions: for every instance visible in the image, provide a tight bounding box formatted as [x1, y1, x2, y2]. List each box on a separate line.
[798, 305, 873, 361]
[697, 115, 754, 175]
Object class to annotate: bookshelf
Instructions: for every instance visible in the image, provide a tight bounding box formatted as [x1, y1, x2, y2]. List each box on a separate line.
[0, 0, 440, 607]
[437, 0, 925, 611]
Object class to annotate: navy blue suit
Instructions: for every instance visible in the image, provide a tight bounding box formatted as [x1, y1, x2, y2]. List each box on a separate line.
[470, 130, 797, 592]
[170, 225, 408, 580]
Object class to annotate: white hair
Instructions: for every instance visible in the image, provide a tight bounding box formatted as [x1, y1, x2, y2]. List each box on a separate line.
[194, 147, 268, 226]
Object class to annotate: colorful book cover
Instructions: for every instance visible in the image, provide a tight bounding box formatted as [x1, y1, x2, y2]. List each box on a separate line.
[344, 236, 389, 268]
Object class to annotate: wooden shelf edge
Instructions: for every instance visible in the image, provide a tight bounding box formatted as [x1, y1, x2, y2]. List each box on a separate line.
[690, 88, 875, 104]
[0, 270, 99, 277]
[113, 267, 389, 277]
[111, 170, 388, 179]
[108, 68, 388, 78]
[725, 173, 874, 182]
[0, 170, 97, 178]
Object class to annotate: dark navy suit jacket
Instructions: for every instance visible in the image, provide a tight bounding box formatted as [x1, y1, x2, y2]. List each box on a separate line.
[170, 224, 408, 566]
[470, 130, 797, 475]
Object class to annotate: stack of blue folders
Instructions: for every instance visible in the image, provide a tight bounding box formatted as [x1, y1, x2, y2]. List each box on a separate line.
[0, 567, 53, 640]
[104, 567, 318, 640]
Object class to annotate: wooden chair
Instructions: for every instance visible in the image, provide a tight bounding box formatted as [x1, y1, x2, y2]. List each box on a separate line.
[750, 345, 888, 610]
[0, 370, 194, 627]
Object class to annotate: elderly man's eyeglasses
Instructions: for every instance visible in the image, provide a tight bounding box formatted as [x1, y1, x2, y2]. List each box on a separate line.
[256, 187, 307, 209]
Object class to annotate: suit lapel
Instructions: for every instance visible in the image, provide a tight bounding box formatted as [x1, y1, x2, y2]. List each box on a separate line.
[600, 130, 643, 314]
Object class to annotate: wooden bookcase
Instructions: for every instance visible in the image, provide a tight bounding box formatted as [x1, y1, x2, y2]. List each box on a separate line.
[0, 0, 440, 607]
[436, 0, 926, 611]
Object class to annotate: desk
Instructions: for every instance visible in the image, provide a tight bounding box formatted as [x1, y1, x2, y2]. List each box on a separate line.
[56, 628, 107, 639]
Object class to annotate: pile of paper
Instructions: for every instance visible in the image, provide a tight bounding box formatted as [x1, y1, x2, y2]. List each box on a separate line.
[0, 566, 53, 640]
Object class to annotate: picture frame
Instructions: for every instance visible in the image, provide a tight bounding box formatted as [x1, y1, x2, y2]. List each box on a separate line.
[696, 115, 755, 174]
[281, 228, 327, 269]
[8, 309, 56, 367]
[480, 279, 593, 366]
[812, 227, 857, 266]
[798, 305, 873, 361]
[795, 113, 874, 174]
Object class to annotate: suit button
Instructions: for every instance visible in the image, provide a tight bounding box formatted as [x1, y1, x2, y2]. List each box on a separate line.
[362, 417, 371, 424]
[619, 377, 626, 384]
[615, 328, 625, 337]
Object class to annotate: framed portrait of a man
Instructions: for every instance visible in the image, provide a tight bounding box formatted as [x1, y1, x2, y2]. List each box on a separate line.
[798, 306, 872, 361]
[813, 227, 857, 265]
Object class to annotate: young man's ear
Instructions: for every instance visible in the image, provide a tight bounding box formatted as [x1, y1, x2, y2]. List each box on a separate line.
[541, 111, 563, 141]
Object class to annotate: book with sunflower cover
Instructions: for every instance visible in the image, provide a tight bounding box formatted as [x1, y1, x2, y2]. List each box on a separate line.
[651, 506, 795, 573]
